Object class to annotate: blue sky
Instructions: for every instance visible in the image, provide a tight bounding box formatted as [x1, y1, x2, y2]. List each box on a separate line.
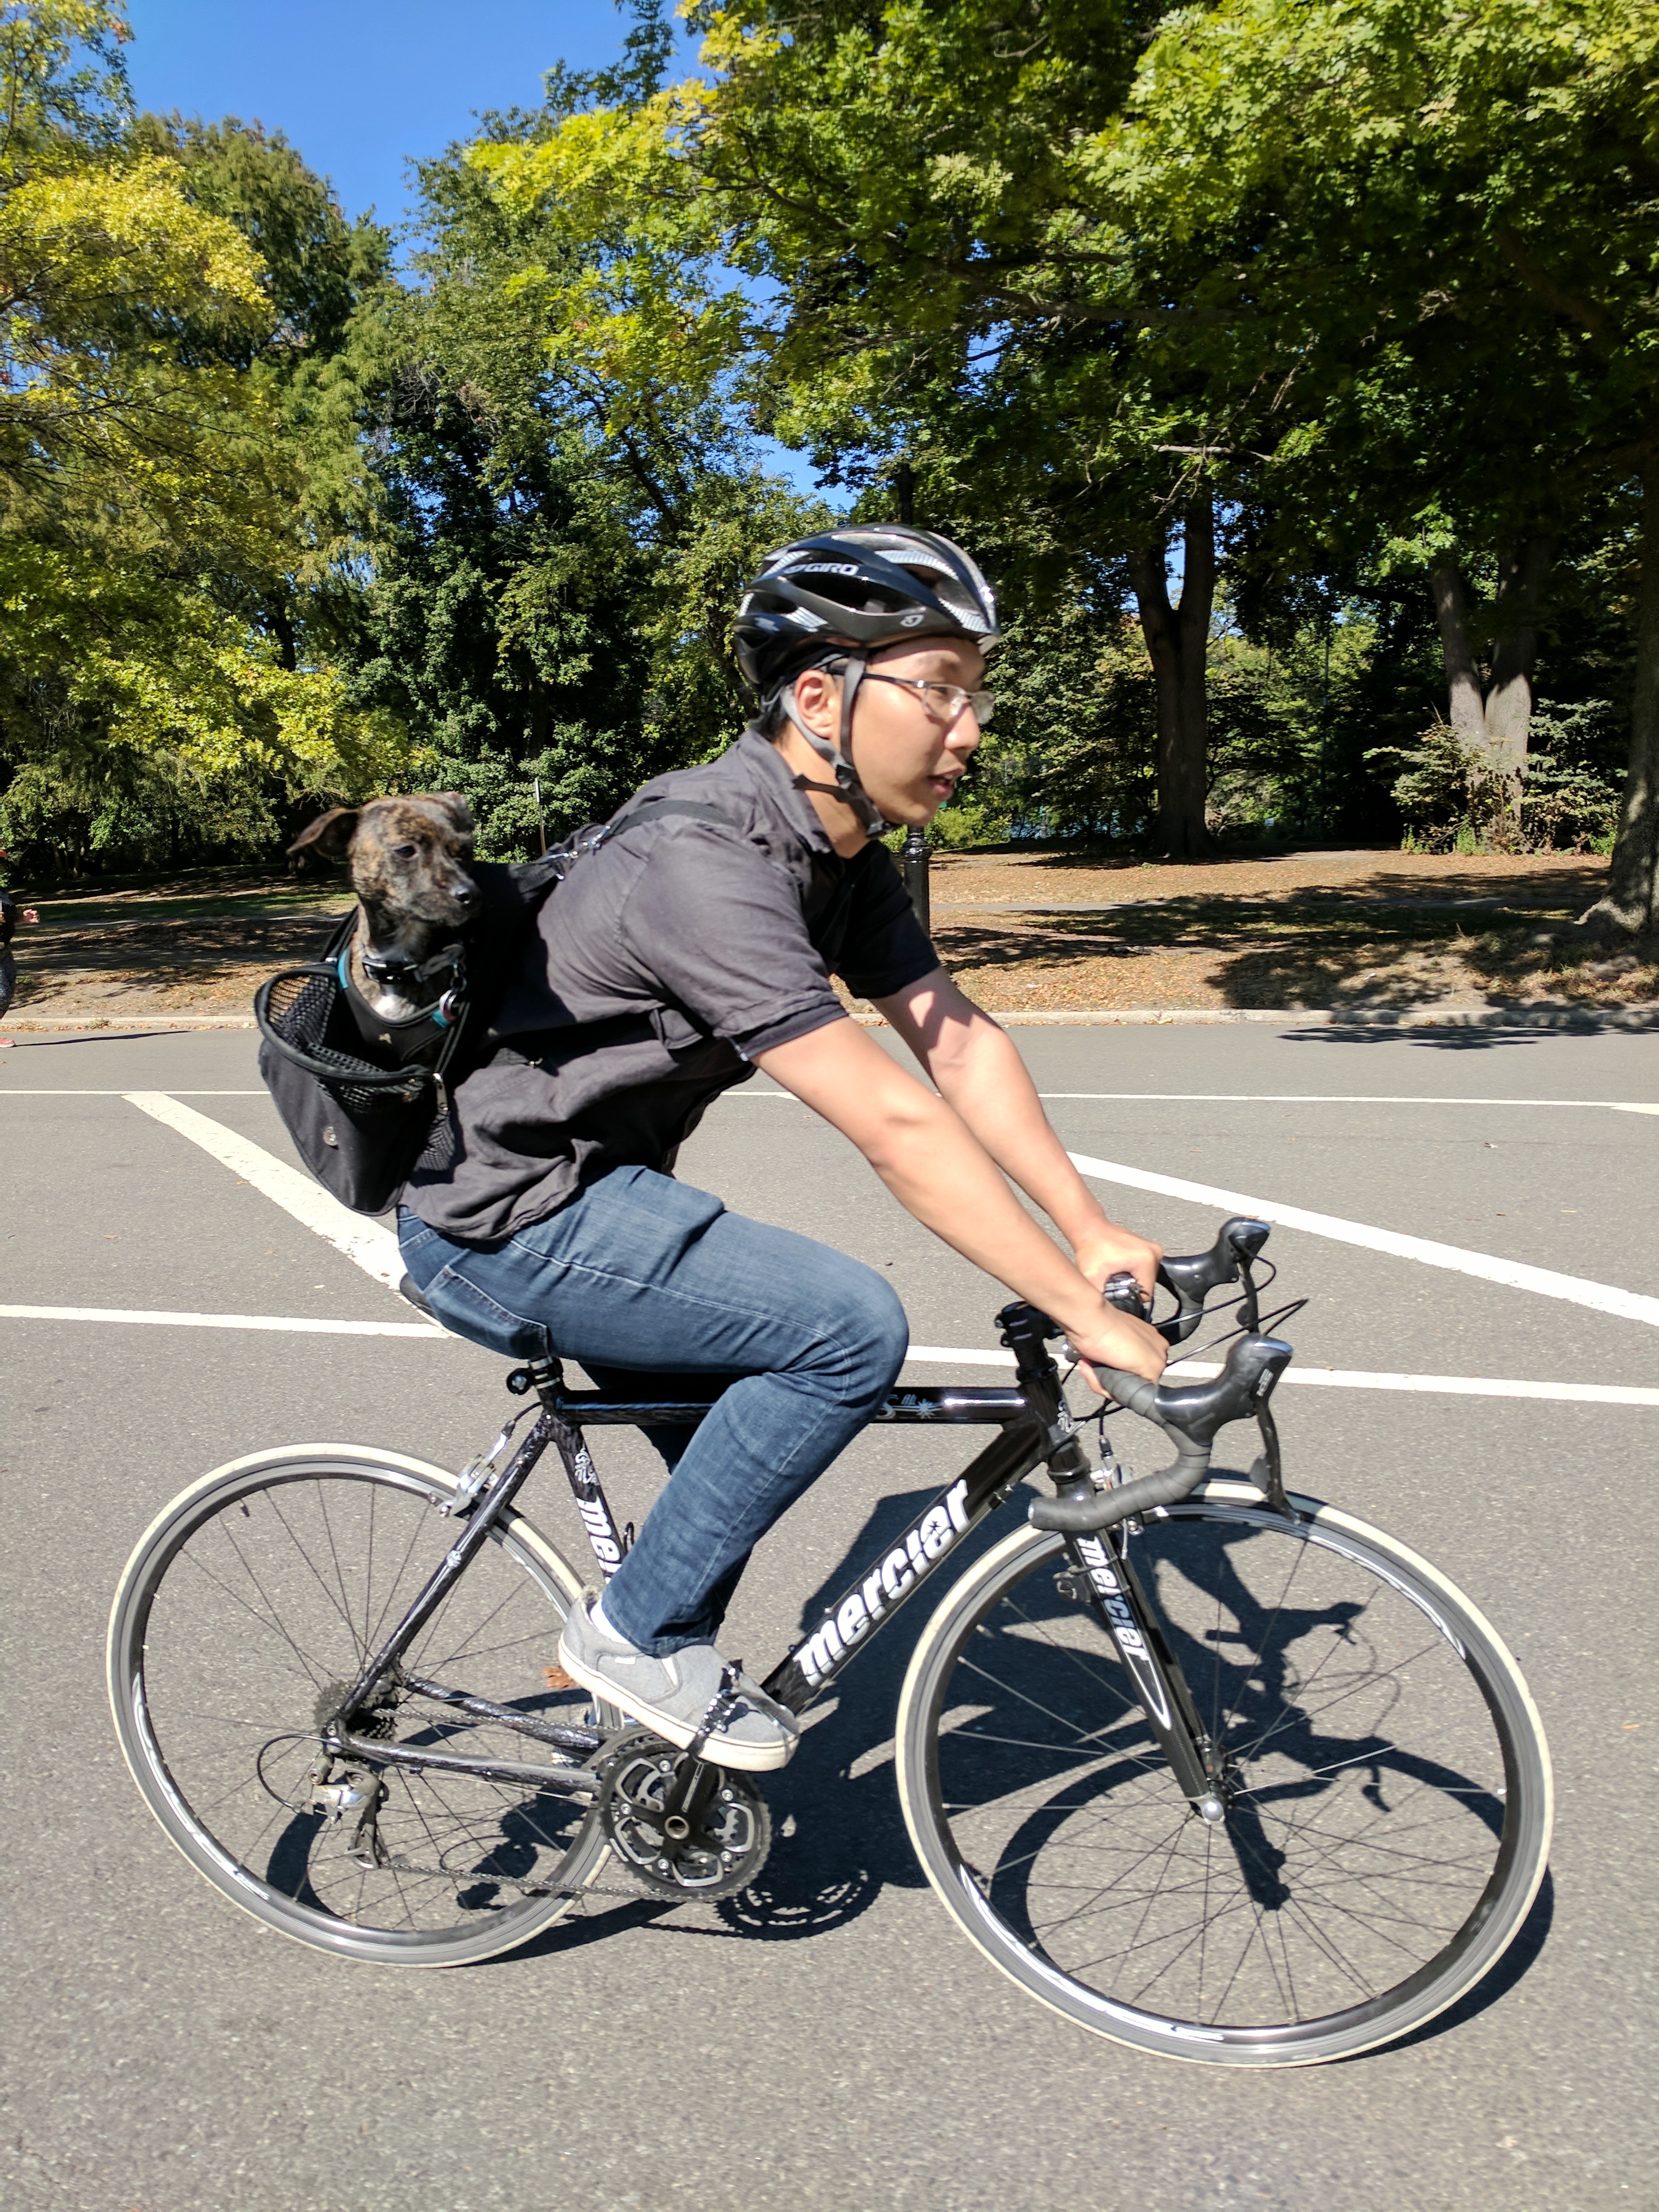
[123, 2, 837, 502]
[124, 2, 698, 231]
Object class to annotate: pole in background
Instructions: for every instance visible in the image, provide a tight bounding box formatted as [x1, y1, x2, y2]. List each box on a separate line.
[895, 457, 915, 527]
[903, 826, 931, 935]
[533, 777, 546, 856]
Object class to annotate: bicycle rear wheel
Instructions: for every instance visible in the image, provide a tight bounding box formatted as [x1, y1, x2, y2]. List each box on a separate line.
[109, 1446, 614, 1966]
[897, 1483, 1552, 2064]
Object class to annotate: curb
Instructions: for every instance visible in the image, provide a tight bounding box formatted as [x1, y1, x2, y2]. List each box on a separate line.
[3, 1015, 256, 1032]
[6, 1003, 1655, 1037]
[853, 1003, 1659, 1032]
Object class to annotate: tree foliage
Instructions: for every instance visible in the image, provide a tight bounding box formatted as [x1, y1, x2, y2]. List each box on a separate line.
[330, 13, 827, 855]
[0, 1, 409, 875]
[2, 0, 1652, 930]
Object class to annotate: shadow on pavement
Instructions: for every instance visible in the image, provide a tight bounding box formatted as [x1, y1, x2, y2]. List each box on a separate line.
[1, 1027, 205, 1048]
[1339, 1869, 1557, 2062]
[1278, 1023, 1620, 1050]
[499, 1484, 1021, 1968]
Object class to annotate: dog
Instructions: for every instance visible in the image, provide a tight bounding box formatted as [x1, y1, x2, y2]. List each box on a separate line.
[288, 793, 480, 1024]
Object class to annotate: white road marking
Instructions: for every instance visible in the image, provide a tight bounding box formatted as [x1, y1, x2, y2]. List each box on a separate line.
[1036, 1093, 1659, 1113]
[0, 1089, 266, 1096]
[1066, 1150, 1659, 1328]
[902, 1345, 1658, 1406]
[122, 1092, 405, 1292]
[717, 1090, 1658, 1112]
[716, 1092, 1659, 1123]
[0, 1304, 443, 1339]
[0, 1306, 1648, 1402]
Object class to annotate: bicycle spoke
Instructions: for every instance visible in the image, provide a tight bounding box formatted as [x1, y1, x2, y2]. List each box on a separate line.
[911, 1503, 1543, 2054]
[117, 1463, 597, 1960]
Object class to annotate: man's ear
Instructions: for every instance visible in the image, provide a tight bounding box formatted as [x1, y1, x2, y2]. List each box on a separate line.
[788, 666, 841, 738]
[287, 807, 360, 860]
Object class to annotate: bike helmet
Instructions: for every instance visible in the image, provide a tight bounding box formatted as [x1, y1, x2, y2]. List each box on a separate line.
[734, 526, 1001, 836]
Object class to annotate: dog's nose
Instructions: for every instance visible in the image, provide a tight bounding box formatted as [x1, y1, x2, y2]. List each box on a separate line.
[454, 882, 479, 910]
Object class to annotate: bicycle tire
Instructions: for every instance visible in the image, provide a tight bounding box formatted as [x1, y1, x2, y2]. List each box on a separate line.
[108, 1445, 616, 1967]
[896, 1482, 1552, 2065]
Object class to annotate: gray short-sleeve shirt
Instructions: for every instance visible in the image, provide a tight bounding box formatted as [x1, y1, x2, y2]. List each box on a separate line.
[402, 728, 939, 1242]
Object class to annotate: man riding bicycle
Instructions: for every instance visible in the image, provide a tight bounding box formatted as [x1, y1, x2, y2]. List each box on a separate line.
[398, 526, 1168, 1772]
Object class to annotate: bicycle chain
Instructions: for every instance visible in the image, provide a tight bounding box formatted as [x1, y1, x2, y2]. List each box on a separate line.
[342, 1728, 764, 1905]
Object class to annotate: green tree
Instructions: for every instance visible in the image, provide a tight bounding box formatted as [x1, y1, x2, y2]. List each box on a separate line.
[335, 23, 828, 855]
[1099, 0, 1657, 921]
[696, 0, 1252, 855]
[689, 0, 1655, 892]
[0, 2, 408, 875]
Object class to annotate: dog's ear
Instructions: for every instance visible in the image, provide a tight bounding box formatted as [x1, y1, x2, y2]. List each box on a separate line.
[287, 807, 360, 861]
[423, 792, 474, 840]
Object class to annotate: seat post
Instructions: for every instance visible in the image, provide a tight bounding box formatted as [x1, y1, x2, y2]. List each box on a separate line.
[527, 1355, 566, 1407]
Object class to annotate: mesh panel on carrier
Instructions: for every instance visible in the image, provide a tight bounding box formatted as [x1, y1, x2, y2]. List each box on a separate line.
[255, 966, 433, 1114]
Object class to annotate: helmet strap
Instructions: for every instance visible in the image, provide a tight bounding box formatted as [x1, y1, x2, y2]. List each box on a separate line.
[779, 652, 889, 839]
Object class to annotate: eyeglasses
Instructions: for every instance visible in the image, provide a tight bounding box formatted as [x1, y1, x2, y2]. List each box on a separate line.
[860, 670, 995, 728]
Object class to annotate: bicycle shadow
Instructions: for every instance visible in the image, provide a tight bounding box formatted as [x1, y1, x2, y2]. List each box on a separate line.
[505, 1484, 1021, 1963]
[507, 1496, 1554, 2058]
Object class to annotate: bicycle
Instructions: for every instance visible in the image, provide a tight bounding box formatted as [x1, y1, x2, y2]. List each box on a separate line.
[108, 1216, 1552, 2067]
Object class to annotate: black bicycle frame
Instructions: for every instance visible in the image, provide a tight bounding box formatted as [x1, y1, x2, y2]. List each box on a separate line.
[321, 1305, 1220, 1809]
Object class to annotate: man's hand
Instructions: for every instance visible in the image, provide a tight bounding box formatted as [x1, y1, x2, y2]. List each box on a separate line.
[20, 908, 38, 925]
[1056, 1298, 1168, 1393]
[1074, 1225, 1163, 1307]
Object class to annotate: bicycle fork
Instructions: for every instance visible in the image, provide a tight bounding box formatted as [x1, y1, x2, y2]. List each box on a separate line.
[1059, 1526, 1227, 1819]
[998, 1301, 1226, 1822]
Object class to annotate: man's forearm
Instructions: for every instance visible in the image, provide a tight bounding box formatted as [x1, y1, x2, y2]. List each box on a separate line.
[757, 1022, 1102, 1331]
[756, 1016, 1168, 1382]
[879, 978, 1109, 1246]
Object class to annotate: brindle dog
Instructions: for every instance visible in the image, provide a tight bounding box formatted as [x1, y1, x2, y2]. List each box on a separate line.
[288, 793, 479, 1022]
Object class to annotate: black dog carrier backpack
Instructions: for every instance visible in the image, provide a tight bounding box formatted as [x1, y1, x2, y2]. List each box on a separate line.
[255, 800, 734, 1215]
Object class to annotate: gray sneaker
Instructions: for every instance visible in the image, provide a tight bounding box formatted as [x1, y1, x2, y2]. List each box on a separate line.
[558, 1596, 800, 1772]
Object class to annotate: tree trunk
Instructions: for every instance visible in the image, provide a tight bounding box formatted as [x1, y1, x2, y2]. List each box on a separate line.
[267, 600, 299, 674]
[1429, 564, 1485, 741]
[1485, 536, 1554, 816]
[1580, 457, 1659, 938]
[1128, 490, 1215, 857]
[1430, 542, 1554, 829]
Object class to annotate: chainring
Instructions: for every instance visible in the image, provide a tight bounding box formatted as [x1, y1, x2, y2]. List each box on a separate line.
[597, 1727, 772, 1903]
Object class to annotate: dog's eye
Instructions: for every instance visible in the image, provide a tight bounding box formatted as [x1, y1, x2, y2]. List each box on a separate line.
[391, 842, 420, 859]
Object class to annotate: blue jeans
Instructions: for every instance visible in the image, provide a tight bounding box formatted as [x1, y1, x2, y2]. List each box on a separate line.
[398, 1167, 909, 1654]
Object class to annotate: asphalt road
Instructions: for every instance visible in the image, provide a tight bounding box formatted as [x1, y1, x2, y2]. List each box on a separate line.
[3, 1021, 1655, 2212]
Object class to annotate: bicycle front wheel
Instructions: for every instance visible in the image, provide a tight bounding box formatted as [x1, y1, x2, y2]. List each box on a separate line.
[897, 1483, 1552, 2065]
[109, 1446, 614, 1966]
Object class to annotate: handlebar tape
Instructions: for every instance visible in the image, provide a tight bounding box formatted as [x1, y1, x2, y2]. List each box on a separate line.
[1030, 1333, 1292, 1538]
[1029, 1447, 1211, 1535]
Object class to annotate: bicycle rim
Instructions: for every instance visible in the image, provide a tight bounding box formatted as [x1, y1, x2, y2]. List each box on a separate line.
[897, 1486, 1552, 2064]
[108, 1446, 614, 1966]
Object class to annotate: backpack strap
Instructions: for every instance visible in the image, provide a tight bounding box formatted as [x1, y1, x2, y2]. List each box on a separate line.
[604, 796, 737, 840]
